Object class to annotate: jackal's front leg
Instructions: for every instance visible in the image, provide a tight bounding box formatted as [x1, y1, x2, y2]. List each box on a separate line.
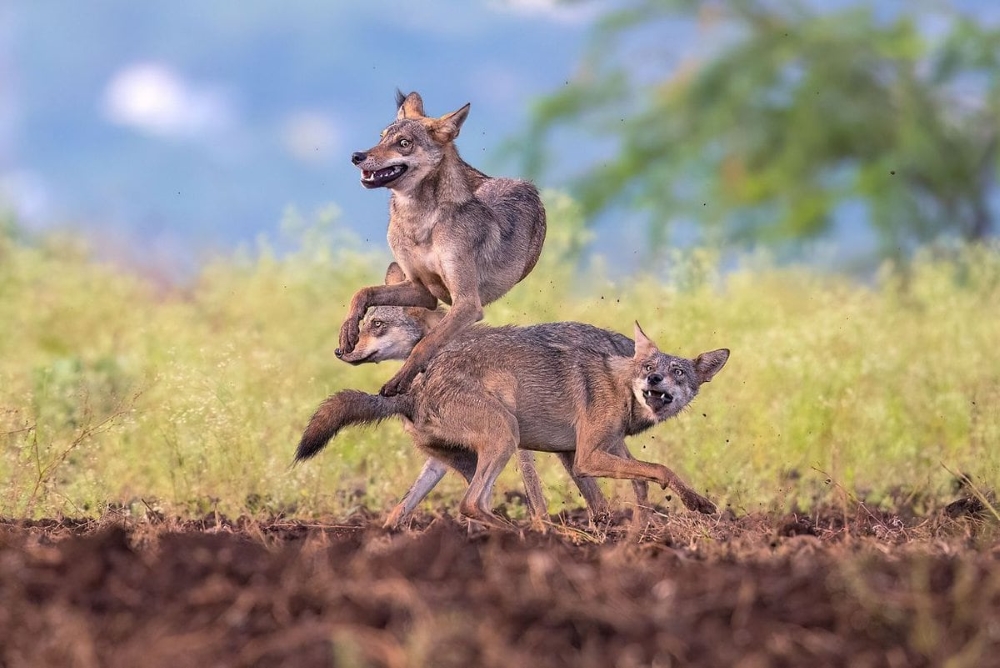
[573, 430, 716, 515]
[554, 451, 610, 524]
[336, 281, 437, 355]
[380, 294, 483, 396]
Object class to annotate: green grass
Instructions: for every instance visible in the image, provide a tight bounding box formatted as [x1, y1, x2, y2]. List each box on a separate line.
[2, 197, 998, 519]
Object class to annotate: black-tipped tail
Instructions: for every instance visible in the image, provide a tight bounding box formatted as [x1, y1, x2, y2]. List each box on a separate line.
[295, 389, 410, 463]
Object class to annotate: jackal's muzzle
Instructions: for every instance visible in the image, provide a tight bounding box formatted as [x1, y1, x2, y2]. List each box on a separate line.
[351, 151, 408, 188]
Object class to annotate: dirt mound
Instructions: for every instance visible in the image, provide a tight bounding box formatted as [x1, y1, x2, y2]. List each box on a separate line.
[0, 504, 997, 667]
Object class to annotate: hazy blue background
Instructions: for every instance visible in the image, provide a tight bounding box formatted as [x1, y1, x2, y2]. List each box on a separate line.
[2, 1, 998, 275]
[1, 1, 602, 275]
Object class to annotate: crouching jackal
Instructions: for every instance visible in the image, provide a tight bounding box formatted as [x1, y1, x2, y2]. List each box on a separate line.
[338, 90, 546, 398]
[299, 309, 728, 529]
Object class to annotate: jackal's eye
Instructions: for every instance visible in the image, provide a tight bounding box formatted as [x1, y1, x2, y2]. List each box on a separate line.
[672, 367, 685, 378]
[371, 320, 384, 330]
[643, 363, 654, 373]
[380, 129, 387, 139]
[398, 138, 411, 148]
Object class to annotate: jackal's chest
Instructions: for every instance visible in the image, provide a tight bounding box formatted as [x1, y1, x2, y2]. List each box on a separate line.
[387, 200, 441, 246]
[389, 242, 453, 305]
[387, 223, 436, 261]
[387, 213, 454, 304]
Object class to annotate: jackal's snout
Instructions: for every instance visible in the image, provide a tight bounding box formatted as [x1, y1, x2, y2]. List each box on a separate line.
[352, 146, 409, 189]
[642, 376, 674, 412]
[643, 373, 674, 402]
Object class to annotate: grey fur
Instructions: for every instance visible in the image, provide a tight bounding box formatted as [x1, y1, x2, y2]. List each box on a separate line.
[300, 318, 729, 529]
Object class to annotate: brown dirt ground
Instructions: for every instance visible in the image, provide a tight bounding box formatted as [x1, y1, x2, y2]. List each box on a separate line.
[1, 498, 999, 668]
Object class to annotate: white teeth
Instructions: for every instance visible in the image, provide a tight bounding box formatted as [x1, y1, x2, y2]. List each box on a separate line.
[363, 167, 398, 180]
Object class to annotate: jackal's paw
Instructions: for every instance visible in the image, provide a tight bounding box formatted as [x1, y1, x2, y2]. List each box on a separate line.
[529, 517, 550, 534]
[337, 318, 360, 356]
[461, 511, 515, 532]
[682, 492, 717, 515]
[589, 510, 613, 528]
[380, 366, 416, 397]
[383, 504, 408, 530]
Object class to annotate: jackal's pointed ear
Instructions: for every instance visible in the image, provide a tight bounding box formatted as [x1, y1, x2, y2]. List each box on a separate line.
[408, 307, 446, 335]
[384, 262, 407, 285]
[396, 91, 425, 120]
[430, 103, 470, 142]
[694, 349, 730, 383]
[633, 321, 658, 359]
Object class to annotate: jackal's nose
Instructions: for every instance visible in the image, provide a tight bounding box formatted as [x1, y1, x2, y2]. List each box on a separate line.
[647, 373, 663, 385]
[351, 151, 367, 165]
[334, 348, 344, 358]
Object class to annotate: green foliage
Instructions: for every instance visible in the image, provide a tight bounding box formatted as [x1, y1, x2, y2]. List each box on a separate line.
[1, 200, 999, 519]
[520, 0, 1000, 256]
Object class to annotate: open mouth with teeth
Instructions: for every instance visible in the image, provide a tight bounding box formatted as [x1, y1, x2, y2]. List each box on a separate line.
[360, 165, 407, 188]
[642, 388, 673, 413]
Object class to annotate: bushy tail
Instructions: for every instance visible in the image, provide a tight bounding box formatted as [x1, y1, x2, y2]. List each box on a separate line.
[295, 389, 412, 462]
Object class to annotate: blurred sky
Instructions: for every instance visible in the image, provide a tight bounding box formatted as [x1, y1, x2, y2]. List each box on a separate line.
[1, 1, 998, 275]
[0, 0, 599, 273]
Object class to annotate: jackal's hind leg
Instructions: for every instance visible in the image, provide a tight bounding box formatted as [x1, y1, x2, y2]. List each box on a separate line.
[384, 458, 448, 529]
[384, 446, 480, 529]
[455, 403, 519, 531]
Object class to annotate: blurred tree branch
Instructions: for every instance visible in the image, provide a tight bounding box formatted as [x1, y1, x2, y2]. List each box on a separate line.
[518, 0, 1000, 256]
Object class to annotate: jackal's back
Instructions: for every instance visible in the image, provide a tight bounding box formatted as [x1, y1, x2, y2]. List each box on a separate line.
[475, 177, 546, 285]
[410, 322, 635, 451]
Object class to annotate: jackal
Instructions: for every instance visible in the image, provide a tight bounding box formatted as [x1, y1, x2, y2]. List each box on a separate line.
[338, 90, 546, 397]
[332, 263, 610, 528]
[300, 316, 728, 529]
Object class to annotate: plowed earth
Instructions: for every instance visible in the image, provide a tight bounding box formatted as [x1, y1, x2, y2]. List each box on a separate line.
[1, 499, 999, 668]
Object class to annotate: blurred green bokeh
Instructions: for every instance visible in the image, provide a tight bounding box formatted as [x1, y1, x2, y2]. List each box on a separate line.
[519, 0, 1000, 262]
[1, 198, 997, 519]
